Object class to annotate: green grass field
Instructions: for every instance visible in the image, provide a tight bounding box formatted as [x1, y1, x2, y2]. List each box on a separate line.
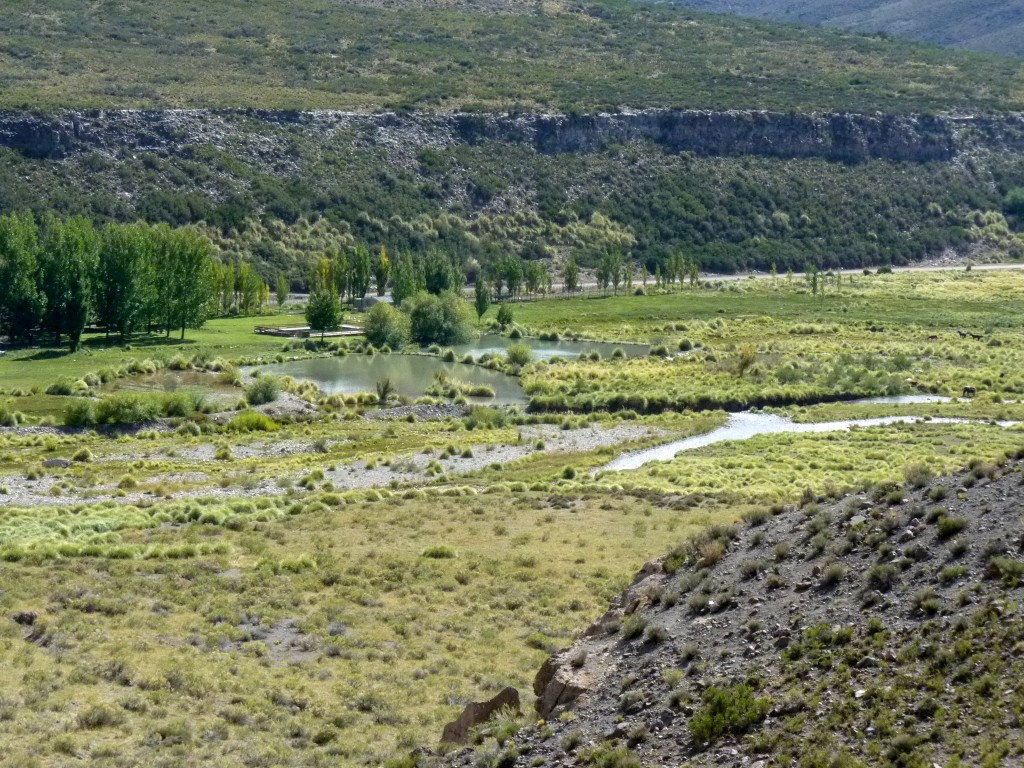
[2, 269, 1024, 764]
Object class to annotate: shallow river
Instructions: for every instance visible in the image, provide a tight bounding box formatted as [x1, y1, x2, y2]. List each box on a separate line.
[604, 400, 1016, 472]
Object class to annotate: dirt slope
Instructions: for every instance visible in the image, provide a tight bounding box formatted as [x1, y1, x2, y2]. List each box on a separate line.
[444, 457, 1024, 767]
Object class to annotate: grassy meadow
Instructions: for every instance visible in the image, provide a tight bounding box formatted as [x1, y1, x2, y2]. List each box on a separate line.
[2, 269, 1024, 763]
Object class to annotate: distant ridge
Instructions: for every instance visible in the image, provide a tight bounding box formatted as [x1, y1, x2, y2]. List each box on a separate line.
[669, 0, 1024, 57]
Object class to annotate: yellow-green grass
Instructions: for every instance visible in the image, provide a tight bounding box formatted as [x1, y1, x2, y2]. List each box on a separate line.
[506, 269, 1024, 341]
[0, 490, 735, 766]
[779, 398, 1024, 423]
[517, 271, 1024, 412]
[603, 421, 1024, 504]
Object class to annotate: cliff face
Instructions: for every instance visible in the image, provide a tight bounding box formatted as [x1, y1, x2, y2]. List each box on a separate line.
[4, 108, 1019, 164]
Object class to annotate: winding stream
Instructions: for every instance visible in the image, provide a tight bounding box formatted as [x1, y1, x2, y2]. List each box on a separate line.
[603, 403, 1017, 472]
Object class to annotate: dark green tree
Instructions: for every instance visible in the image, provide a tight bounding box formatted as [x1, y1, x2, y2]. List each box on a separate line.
[391, 252, 421, 306]
[474, 277, 491, 320]
[306, 259, 343, 341]
[424, 250, 463, 295]
[159, 226, 215, 339]
[564, 254, 580, 295]
[96, 222, 151, 341]
[0, 212, 44, 346]
[405, 290, 473, 346]
[351, 244, 373, 299]
[39, 216, 100, 351]
[363, 303, 409, 348]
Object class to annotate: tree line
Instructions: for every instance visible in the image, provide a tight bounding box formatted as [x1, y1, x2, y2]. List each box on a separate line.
[0, 213, 225, 350]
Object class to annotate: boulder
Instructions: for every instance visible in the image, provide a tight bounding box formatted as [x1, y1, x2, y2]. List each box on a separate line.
[533, 654, 591, 718]
[441, 686, 520, 745]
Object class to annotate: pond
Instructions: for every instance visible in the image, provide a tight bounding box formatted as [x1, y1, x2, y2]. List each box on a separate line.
[260, 335, 649, 405]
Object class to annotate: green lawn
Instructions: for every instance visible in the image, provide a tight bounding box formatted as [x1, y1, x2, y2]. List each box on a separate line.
[0, 313, 303, 393]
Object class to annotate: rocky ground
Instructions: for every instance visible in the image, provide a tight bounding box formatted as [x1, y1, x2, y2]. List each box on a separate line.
[0, 418, 672, 507]
[442, 459, 1024, 767]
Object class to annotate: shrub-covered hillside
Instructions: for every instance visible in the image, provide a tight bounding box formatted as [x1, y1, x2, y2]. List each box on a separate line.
[2, 0, 1024, 113]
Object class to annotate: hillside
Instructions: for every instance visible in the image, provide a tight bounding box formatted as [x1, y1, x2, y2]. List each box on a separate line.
[2, 0, 1024, 113]
[444, 459, 1024, 767]
[4, 1, 1024, 280]
[2, 108, 1023, 283]
[670, 0, 1024, 58]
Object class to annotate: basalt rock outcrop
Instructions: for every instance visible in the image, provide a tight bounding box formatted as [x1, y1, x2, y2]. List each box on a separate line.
[3, 108, 1021, 163]
[441, 686, 522, 745]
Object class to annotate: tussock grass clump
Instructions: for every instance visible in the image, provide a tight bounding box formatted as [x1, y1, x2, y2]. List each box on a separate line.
[225, 412, 279, 433]
[245, 376, 281, 406]
[664, 525, 737, 574]
[689, 684, 771, 744]
[937, 516, 967, 541]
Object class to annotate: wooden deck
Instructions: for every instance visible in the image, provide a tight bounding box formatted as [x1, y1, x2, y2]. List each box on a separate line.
[254, 324, 362, 338]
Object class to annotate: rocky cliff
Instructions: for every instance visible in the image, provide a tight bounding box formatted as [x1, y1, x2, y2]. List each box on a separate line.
[4, 108, 1022, 163]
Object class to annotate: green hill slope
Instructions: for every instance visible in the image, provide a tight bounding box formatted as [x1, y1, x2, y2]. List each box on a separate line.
[2, 0, 1024, 113]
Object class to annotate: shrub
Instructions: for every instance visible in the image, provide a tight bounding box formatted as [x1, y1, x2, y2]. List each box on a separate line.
[903, 463, 934, 489]
[421, 545, 457, 559]
[820, 562, 846, 586]
[405, 291, 474, 346]
[578, 743, 641, 768]
[621, 615, 647, 639]
[71, 448, 93, 463]
[162, 391, 205, 418]
[496, 304, 514, 329]
[363, 303, 410, 349]
[94, 394, 161, 425]
[865, 563, 899, 592]
[986, 556, 1024, 587]
[506, 342, 533, 367]
[63, 399, 96, 427]
[246, 376, 281, 406]
[76, 704, 124, 730]
[643, 624, 670, 644]
[689, 684, 770, 743]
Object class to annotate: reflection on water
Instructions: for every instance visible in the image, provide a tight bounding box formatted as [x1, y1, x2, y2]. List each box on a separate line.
[262, 354, 525, 404]
[261, 335, 649, 405]
[451, 335, 648, 361]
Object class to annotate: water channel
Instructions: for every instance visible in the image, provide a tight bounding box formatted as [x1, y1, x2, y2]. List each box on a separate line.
[603, 398, 1017, 472]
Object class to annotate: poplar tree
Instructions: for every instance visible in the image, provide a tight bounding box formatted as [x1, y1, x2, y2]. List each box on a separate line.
[96, 222, 151, 341]
[474, 276, 491, 320]
[374, 246, 391, 297]
[0, 212, 44, 345]
[306, 259, 342, 341]
[39, 216, 100, 350]
[564, 254, 579, 295]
